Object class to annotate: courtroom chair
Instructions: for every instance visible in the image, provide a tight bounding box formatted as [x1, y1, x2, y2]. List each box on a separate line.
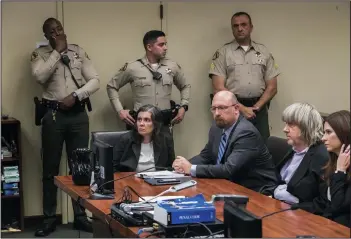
[90, 130, 129, 149]
[266, 136, 291, 166]
[90, 130, 130, 175]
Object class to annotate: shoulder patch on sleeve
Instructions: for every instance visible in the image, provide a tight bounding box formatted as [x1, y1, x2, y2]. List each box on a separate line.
[212, 50, 220, 60]
[270, 53, 279, 69]
[31, 51, 39, 62]
[119, 62, 128, 72]
[85, 52, 90, 60]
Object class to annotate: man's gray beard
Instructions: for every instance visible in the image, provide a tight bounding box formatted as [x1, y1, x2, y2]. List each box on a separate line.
[215, 120, 226, 129]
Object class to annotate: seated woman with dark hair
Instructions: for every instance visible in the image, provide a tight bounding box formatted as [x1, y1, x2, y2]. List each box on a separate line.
[272, 103, 329, 204]
[113, 104, 175, 172]
[298, 110, 350, 227]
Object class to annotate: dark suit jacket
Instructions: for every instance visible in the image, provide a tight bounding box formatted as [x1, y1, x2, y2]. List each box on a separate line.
[297, 172, 351, 227]
[274, 142, 329, 203]
[112, 131, 175, 172]
[190, 115, 278, 193]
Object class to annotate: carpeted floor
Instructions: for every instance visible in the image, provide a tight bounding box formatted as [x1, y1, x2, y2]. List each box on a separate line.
[1, 223, 93, 238]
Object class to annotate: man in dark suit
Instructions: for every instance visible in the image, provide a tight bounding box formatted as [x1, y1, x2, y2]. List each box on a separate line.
[173, 91, 278, 193]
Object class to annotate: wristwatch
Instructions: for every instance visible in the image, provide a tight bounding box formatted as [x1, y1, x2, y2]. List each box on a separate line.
[335, 170, 346, 174]
[181, 105, 188, 112]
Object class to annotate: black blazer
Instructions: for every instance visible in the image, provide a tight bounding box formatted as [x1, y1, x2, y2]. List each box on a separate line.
[112, 131, 175, 172]
[274, 142, 329, 203]
[190, 115, 278, 193]
[297, 172, 351, 227]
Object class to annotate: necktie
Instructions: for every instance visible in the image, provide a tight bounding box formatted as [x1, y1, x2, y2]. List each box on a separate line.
[217, 133, 227, 164]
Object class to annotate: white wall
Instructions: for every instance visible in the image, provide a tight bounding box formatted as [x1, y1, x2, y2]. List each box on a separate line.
[1, 1, 349, 217]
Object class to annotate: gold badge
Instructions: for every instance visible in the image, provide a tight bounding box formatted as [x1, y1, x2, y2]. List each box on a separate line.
[212, 50, 219, 60]
[274, 63, 279, 69]
[31, 51, 38, 62]
[119, 63, 128, 72]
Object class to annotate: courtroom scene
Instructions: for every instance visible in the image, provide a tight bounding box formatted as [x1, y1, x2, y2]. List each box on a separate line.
[1, 1, 350, 238]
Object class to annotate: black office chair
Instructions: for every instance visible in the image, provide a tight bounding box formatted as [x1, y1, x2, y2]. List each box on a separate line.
[90, 130, 129, 148]
[266, 136, 291, 166]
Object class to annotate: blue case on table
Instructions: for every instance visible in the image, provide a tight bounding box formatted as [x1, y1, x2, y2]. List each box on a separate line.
[153, 194, 216, 225]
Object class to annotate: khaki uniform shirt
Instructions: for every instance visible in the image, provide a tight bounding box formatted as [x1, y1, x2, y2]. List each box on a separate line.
[209, 40, 280, 98]
[30, 44, 100, 101]
[107, 56, 191, 112]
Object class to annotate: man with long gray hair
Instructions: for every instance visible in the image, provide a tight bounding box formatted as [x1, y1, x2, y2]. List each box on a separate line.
[270, 103, 329, 205]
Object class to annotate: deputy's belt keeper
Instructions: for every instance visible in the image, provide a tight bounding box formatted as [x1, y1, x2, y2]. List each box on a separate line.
[34, 97, 47, 126]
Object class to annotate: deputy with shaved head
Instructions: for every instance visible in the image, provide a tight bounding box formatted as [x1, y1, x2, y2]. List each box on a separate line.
[173, 90, 278, 193]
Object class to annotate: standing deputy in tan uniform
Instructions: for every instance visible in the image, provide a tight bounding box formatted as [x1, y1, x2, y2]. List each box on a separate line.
[107, 30, 191, 130]
[209, 12, 280, 141]
[30, 18, 99, 237]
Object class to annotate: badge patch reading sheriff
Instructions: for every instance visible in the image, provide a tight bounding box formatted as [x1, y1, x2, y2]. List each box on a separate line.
[212, 50, 219, 60]
[119, 63, 128, 72]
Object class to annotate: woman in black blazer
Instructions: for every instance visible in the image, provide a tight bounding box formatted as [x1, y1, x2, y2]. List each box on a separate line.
[298, 110, 350, 227]
[113, 104, 175, 172]
[272, 103, 329, 204]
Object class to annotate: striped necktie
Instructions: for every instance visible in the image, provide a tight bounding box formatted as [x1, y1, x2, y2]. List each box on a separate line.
[217, 133, 227, 164]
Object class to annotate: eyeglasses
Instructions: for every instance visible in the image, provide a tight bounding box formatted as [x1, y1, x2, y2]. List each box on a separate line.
[210, 104, 236, 113]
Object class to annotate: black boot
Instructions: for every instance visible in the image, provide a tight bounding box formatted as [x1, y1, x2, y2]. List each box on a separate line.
[73, 216, 93, 233]
[72, 199, 93, 233]
[34, 218, 56, 237]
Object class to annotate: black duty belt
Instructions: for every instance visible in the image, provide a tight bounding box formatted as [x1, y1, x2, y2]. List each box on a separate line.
[42, 98, 85, 113]
[235, 96, 260, 107]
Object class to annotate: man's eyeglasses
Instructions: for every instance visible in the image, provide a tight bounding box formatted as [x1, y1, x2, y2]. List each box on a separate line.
[210, 104, 236, 113]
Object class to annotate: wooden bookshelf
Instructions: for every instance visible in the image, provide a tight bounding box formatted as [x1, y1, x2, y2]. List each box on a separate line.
[1, 118, 24, 231]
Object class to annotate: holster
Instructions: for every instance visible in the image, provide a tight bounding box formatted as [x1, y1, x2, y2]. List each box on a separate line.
[126, 100, 180, 130]
[34, 97, 48, 126]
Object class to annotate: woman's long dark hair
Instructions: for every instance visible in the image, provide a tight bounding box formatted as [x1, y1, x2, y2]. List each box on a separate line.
[323, 110, 351, 184]
[132, 104, 164, 147]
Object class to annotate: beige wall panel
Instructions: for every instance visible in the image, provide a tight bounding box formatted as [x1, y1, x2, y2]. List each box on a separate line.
[63, 2, 161, 133]
[1, 2, 59, 216]
[164, 1, 350, 155]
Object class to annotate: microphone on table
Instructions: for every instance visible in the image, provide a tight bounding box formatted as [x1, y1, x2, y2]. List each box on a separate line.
[261, 205, 299, 219]
[89, 166, 175, 199]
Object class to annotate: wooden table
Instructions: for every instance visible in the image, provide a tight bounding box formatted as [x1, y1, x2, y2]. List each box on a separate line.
[54, 173, 350, 238]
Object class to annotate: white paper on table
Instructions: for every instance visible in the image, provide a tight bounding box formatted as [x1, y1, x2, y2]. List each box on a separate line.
[135, 170, 184, 178]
